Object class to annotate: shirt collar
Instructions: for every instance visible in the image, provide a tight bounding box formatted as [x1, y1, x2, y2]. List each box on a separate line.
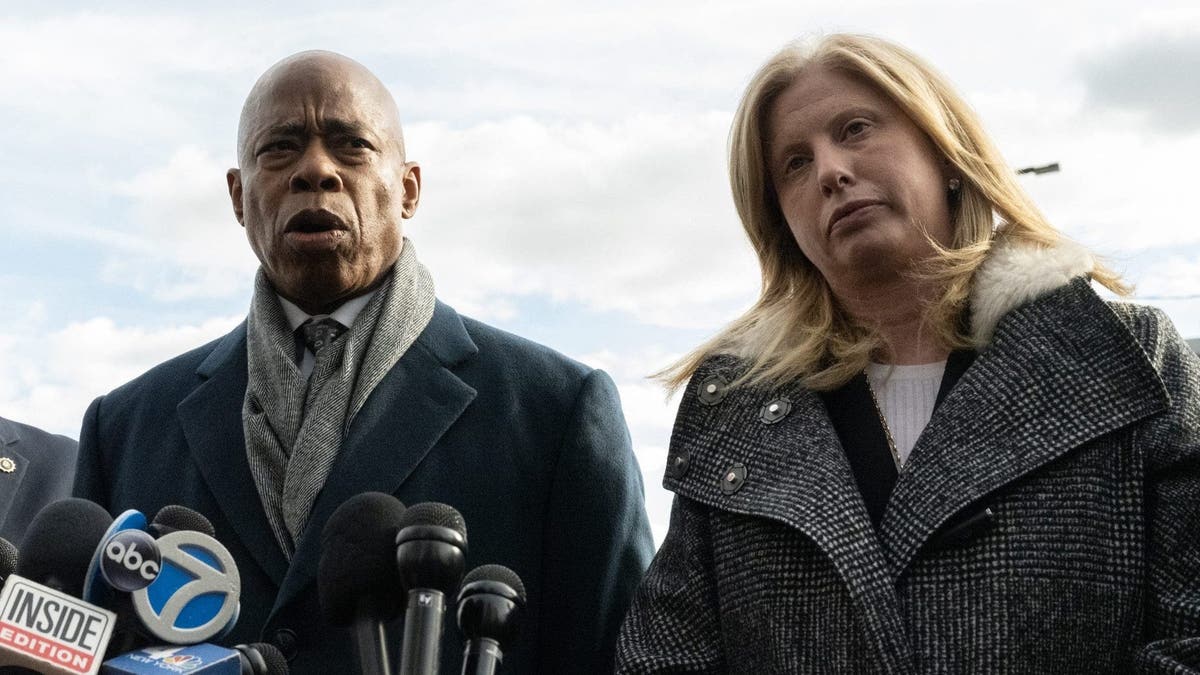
[277, 290, 377, 332]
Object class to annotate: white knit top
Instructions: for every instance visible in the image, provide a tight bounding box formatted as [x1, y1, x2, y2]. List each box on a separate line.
[864, 361, 947, 466]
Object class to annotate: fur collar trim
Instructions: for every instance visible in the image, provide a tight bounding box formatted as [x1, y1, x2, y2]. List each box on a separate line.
[969, 236, 1094, 346]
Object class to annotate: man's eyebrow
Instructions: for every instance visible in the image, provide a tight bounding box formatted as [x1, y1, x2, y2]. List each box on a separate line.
[320, 119, 372, 137]
[254, 119, 375, 147]
[258, 122, 307, 140]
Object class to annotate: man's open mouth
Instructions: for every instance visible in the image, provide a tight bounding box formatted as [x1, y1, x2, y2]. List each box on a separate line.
[285, 209, 347, 233]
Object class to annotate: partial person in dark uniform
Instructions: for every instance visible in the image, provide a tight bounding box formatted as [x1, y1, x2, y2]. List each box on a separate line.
[617, 33, 1200, 673]
[0, 416, 77, 544]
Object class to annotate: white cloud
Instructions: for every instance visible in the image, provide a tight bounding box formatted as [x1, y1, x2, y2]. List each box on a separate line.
[1081, 31, 1200, 133]
[409, 114, 760, 328]
[102, 146, 259, 299]
[0, 12, 252, 147]
[947, 75, 1200, 255]
[0, 307, 242, 437]
[1131, 255, 1200, 298]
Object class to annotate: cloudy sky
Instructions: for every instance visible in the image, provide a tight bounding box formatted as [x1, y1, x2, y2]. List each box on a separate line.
[2, 1, 1199, 543]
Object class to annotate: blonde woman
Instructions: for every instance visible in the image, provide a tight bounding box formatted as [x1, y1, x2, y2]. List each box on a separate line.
[616, 34, 1200, 673]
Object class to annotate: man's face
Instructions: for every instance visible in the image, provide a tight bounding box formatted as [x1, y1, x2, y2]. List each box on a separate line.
[227, 55, 419, 314]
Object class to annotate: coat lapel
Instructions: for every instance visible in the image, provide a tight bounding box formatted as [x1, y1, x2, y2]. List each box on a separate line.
[881, 280, 1169, 576]
[176, 323, 289, 587]
[666, 366, 913, 668]
[0, 419, 28, 536]
[273, 301, 479, 614]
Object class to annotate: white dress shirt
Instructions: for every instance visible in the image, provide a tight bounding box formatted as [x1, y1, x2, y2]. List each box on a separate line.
[278, 291, 377, 379]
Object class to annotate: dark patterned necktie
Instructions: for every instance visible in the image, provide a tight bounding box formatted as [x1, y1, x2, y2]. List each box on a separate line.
[299, 317, 348, 356]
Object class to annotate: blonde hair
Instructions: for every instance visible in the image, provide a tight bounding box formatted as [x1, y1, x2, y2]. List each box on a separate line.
[660, 33, 1126, 392]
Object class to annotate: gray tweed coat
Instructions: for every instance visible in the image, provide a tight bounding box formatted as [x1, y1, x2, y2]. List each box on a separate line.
[616, 240, 1200, 674]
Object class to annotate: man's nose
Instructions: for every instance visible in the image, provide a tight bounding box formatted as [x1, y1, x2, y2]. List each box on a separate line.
[290, 143, 343, 193]
[816, 147, 854, 197]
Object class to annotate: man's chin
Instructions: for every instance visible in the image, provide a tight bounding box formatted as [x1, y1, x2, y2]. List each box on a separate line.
[270, 269, 353, 313]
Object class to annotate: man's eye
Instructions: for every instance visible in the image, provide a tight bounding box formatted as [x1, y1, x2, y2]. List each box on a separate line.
[347, 138, 373, 150]
[258, 140, 298, 155]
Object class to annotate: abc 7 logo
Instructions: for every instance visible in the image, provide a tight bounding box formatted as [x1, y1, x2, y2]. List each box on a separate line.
[132, 530, 241, 645]
[101, 529, 162, 592]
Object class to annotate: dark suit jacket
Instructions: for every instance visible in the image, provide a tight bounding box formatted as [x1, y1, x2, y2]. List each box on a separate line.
[617, 279, 1200, 673]
[75, 300, 655, 673]
[0, 417, 78, 545]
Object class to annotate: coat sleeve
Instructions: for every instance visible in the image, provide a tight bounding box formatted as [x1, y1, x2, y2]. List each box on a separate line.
[73, 396, 111, 508]
[1130, 309, 1200, 673]
[537, 368, 655, 674]
[616, 494, 725, 674]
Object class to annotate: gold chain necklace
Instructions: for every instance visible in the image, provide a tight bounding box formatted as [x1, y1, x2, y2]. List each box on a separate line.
[864, 373, 902, 471]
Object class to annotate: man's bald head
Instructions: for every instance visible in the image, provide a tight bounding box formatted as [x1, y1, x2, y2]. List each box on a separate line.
[236, 50, 406, 167]
[226, 49, 421, 315]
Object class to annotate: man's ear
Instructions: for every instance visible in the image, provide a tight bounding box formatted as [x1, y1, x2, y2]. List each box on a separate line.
[400, 162, 421, 219]
[226, 169, 245, 226]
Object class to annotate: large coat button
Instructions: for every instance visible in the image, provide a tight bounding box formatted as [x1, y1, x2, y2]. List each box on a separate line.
[759, 399, 791, 424]
[666, 452, 691, 479]
[720, 464, 747, 495]
[698, 375, 728, 406]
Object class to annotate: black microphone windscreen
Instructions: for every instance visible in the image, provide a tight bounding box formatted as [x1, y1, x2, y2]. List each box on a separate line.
[397, 502, 467, 539]
[16, 498, 112, 596]
[151, 504, 217, 537]
[461, 564, 527, 603]
[0, 536, 17, 582]
[238, 642, 290, 675]
[318, 492, 407, 626]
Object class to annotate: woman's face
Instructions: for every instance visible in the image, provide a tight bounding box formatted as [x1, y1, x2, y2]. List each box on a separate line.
[766, 66, 954, 297]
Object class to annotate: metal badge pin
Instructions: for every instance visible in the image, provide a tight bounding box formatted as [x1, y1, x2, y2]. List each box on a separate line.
[0, 457, 15, 473]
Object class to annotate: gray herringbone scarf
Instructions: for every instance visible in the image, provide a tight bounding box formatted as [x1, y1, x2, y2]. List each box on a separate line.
[242, 241, 436, 557]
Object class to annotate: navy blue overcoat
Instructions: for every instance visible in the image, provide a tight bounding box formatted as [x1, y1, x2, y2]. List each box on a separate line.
[76, 300, 654, 673]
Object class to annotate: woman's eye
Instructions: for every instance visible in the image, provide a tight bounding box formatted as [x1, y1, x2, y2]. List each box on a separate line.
[785, 156, 810, 173]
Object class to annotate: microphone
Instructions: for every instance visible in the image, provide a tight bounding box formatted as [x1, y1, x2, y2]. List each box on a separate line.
[0, 537, 17, 587]
[395, 502, 468, 675]
[456, 565, 526, 675]
[0, 498, 118, 674]
[318, 492, 408, 675]
[148, 505, 216, 538]
[82, 504, 221, 653]
[101, 641, 288, 674]
[81, 508, 162, 657]
[97, 506, 245, 665]
[18, 499, 113, 598]
[233, 642, 289, 675]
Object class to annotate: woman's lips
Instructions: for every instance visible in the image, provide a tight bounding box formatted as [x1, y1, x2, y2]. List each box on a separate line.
[828, 200, 884, 235]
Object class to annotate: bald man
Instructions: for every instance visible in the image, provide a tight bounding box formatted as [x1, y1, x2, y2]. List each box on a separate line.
[75, 51, 654, 673]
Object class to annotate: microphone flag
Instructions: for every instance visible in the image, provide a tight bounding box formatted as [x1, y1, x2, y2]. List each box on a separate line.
[101, 643, 244, 674]
[0, 573, 117, 674]
[130, 530, 240, 645]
